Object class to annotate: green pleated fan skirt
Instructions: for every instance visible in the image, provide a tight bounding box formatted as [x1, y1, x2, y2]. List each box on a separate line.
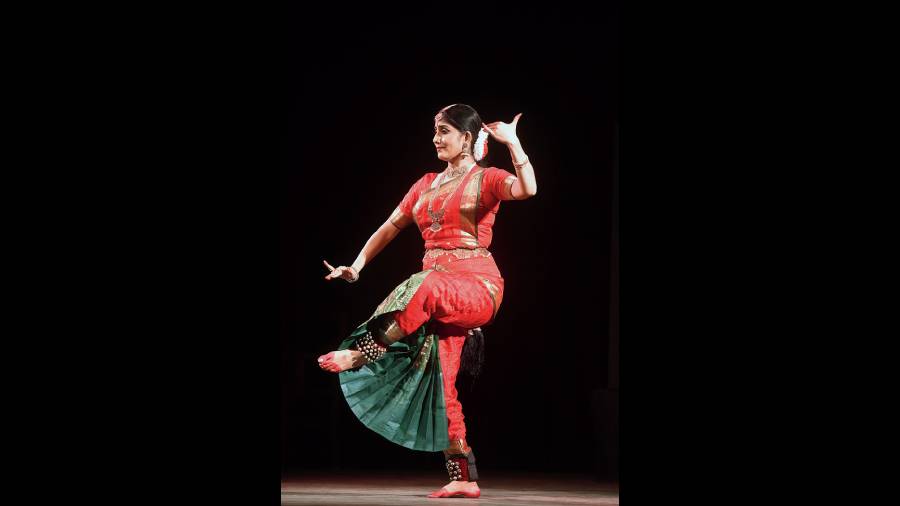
[337, 270, 449, 452]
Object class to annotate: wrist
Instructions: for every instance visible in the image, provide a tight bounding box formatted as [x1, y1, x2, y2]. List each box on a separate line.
[512, 155, 530, 170]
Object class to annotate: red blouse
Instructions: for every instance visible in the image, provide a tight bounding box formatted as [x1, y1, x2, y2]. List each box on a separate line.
[391, 165, 518, 250]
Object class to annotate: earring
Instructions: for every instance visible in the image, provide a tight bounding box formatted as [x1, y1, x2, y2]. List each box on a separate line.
[461, 142, 469, 158]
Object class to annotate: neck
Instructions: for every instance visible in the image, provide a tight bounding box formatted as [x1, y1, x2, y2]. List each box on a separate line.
[445, 158, 476, 175]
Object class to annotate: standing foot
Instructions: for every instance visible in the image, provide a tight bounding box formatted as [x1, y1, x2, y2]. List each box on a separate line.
[427, 480, 480, 498]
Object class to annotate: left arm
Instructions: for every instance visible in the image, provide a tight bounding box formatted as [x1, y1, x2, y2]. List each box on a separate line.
[483, 113, 537, 199]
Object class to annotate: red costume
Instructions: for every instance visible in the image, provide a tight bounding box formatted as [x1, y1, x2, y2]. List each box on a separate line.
[387, 163, 518, 441]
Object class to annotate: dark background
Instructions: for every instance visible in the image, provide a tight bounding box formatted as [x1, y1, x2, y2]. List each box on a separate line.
[280, 2, 619, 479]
[41, 2, 804, 504]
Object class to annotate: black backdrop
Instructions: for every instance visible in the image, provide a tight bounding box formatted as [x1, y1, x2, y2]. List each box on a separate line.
[280, 2, 619, 477]
[37, 1, 810, 503]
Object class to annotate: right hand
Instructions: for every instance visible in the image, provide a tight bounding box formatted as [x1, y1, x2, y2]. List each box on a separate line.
[482, 113, 523, 146]
[323, 260, 358, 283]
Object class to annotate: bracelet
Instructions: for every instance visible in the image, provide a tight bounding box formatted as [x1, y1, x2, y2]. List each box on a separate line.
[513, 155, 529, 170]
[346, 266, 359, 283]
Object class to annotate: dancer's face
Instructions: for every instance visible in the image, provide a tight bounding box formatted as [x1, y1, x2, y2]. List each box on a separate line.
[433, 120, 470, 162]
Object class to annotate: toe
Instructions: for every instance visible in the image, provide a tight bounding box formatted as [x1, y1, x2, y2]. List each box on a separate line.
[427, 488, 448, 498]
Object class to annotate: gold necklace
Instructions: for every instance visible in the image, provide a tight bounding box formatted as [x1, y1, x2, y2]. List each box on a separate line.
[426, 163, 474, 232]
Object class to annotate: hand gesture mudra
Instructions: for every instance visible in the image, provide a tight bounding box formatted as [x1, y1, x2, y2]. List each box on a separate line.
[482, 113, 522, 146]
[323, 260, 358, 283]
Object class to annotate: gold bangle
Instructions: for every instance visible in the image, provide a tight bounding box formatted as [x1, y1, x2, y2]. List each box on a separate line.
[513, 155, 529, 170]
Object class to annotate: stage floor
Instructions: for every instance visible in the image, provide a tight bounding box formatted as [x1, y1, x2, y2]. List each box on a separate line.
[282, 471, 619, 505]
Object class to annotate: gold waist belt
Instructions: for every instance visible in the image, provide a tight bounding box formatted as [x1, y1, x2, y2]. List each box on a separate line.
[423, 247, 492, 261]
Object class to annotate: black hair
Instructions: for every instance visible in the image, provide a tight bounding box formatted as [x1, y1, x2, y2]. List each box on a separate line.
[435, 104, 491, 166]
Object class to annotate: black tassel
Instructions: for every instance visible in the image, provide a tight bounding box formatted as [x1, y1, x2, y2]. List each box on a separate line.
[459, 328, 485, 383]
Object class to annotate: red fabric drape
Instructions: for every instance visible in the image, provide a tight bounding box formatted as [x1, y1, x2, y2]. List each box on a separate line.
[388, 164, 514, 442]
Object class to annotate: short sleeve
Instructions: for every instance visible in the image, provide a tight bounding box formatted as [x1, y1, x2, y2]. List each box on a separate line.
[397, 182, 417, 216]
[390, 175, 427, 228]
[482, 167, 519, 201]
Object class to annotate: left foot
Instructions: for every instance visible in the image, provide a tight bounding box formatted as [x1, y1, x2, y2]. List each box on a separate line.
[317, 350, 366, 373]
[427, 480, 480, 498]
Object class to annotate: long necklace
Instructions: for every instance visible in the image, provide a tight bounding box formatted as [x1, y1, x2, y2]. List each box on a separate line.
[426, 163, 474, 232]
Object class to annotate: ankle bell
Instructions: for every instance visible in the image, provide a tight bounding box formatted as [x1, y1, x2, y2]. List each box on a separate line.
[355, 331, 387, 362]
[442, 445, 478, 482]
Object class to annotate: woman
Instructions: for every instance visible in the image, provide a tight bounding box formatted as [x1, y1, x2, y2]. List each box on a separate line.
[317, 103, 537, 499]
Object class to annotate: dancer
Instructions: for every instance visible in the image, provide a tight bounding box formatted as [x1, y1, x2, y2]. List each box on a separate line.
[318, 103, 537, 498]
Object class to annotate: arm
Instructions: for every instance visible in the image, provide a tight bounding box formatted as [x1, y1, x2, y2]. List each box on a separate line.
[324, 211, 411, 282]
[349, 216, 406, 274]
[505, 138, 537, 199]
[483, 113, 537, 199]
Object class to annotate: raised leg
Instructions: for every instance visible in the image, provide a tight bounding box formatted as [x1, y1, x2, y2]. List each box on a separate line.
[318, 313, 406, 373]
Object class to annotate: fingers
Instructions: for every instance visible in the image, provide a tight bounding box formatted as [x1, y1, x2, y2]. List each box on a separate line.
[513, 112, 522, 124]
[324, 266, 353, 281]
[323, 260, 341, 281]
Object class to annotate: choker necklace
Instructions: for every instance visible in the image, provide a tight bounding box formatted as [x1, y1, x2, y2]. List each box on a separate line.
[426, 163, 475, 232]
[444, 164, 468, 180]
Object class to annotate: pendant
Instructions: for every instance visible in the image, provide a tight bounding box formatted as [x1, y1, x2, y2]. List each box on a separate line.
[427, 209, 444, 233]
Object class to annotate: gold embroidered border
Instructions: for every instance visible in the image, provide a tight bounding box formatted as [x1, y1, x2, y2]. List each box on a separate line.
[478, 276, 500, 321]
[381, 317, 405, 342]
[372, 270, 432, 318]
[389, 206, 413, 229]
[458, 167, 485, 239]
[503, 175, 518, 200]
[423, 247, 492, 261]
[413, 173, 468, 220]
[413, 334, 434, 370]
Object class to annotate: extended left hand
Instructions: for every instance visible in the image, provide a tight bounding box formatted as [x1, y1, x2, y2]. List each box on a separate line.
[482, 113, 522, 146]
